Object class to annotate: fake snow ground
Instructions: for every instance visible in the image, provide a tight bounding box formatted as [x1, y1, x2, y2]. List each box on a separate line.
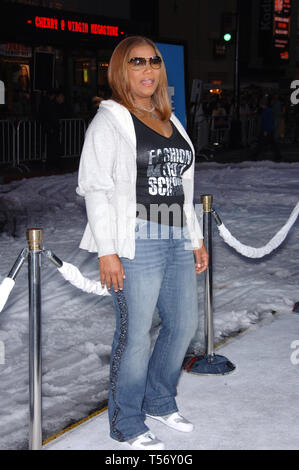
[44, 312, 299, 450]
[0, 160, 298, 450]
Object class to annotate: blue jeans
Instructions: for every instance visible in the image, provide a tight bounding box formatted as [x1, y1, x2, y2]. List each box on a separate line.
[108, 218, 199, 442]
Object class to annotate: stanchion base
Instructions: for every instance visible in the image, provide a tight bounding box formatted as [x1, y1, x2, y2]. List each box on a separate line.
[292, 302, 299, 313]
[184, 353, 236, 375]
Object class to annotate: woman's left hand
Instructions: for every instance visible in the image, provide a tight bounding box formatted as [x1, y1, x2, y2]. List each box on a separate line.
[193, 244, 209, 274]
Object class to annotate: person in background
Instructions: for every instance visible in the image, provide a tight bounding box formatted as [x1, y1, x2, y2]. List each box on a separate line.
[212, 100, 226, 117]
[221, 94, 231, 115]
[239, 97, 251, 147]
[43, 89, 68, 170]
[77, 36, 209, 450]
[55, 90, 68, 119]
[72, 91, 81, 115]
[251, 96, 282, 162]
[39, 88, 56, 119]
[271, 93, 282, 142]
[39, 88, 56, 167]
[90, 85, 112, 119]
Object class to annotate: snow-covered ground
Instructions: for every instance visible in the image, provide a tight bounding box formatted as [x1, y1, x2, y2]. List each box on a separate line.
[44, 312, 299, 450]
[0, 160, 298, 450]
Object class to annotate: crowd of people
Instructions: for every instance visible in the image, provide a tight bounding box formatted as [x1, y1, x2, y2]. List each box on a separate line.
[30, 83, 299, 169]
[199, 87, 299, 146]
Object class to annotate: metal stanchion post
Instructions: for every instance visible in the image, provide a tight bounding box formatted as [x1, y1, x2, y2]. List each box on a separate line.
[0, 248, 29, 314]
[42, 249, 63, 268]
[184, 195, 235, 375]
[27, 228, 43, 450]
[203, 195, 214, 356]
[7, 247, 28, 280]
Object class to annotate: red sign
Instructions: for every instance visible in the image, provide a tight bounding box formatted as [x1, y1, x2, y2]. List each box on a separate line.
[273, 0, 291, 60]
[32, 16, 119, 37]
[35, 16, 58, 30]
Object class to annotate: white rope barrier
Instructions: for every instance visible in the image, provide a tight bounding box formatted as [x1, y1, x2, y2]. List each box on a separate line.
[1, 201, 298, 313]
[57, 261, 110, 296]
[0, 278, 15, 313]
[216, 201, 299, 258]
[0, 259, 110, 314]
[42, 250, 110, 297]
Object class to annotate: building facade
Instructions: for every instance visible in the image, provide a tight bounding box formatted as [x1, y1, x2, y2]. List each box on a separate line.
[1, 0, 298, 120]
[0, 0, 158, 118]
[159, 0, 298, 92]
[159, 0, 237, 91]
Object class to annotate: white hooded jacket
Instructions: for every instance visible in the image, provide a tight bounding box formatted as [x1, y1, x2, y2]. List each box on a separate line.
[77, 99, 203, 259]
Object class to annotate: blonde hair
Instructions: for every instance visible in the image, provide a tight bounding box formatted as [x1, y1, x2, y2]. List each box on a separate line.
[108, 36, 172, 121]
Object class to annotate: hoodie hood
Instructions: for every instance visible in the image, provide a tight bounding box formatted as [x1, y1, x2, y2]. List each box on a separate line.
[97, 99, 136, 150]
[97, 99, 195, 156]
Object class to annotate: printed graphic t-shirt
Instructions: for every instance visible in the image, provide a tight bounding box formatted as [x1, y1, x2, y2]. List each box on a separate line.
[131, 113, 193, 226]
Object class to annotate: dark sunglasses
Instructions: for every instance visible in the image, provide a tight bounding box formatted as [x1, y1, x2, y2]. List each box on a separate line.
[128, 56, 162, 70]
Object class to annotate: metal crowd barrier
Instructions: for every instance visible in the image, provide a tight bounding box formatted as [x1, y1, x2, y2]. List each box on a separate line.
[193, 114, 261, 156]
[0, 115, 264, 169]
[59, 118, 86, 159]
[0, 120, 16, 167]
[0, 119, 87, 169]
[247, 115, 261, 145]
[209, 115, 231, 145]
[193, 115, 232, 151]
[17, 120, 46, 165]
[192, 115, 211, 153]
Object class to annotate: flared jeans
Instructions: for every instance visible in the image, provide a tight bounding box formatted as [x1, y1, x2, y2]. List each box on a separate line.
[108, 218, 199, 442]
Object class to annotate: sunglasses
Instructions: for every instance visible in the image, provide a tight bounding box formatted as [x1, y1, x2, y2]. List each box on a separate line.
[128, 56, 162, 70]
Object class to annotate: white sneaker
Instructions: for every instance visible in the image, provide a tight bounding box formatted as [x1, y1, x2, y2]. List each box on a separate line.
[146, 412, 194, 432]
[125, 431, 165, 450]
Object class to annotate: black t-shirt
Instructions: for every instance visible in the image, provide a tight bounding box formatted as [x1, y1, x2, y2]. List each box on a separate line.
[131, 113, 193, 226]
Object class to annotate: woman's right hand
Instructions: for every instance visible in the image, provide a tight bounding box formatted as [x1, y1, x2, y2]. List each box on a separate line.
[98, 254, 126, 292]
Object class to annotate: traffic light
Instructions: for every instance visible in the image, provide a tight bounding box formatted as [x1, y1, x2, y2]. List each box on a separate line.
[223, 32, 232, 42]
[221, 12, 234, 43]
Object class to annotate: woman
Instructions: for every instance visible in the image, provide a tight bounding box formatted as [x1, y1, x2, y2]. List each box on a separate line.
[77, 36, 209, 450]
